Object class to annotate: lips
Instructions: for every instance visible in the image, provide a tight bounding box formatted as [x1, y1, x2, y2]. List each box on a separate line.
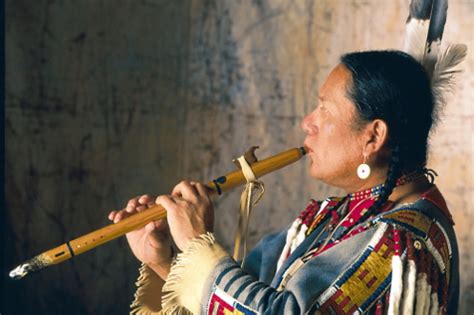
[304, 141, 313, 153]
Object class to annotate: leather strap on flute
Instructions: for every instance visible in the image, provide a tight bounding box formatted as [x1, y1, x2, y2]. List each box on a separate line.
[233, 150, 265, 264]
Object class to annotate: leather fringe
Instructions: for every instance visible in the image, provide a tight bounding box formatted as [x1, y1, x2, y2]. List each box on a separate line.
[161, 233, 217, 315]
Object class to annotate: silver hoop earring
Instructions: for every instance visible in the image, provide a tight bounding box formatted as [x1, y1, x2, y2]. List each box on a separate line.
[357, 155, 371, 179]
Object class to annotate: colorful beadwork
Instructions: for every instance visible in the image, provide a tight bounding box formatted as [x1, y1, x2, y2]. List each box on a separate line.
[348, 169, 426, 201]
[208, 286, 258, 315]
[276, 175, 455, 314]
[314, 224, 395, 314]
[349, 184, 384, 201]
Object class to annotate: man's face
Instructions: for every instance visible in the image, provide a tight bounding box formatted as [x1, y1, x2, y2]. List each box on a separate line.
[302, 64, 365, 191]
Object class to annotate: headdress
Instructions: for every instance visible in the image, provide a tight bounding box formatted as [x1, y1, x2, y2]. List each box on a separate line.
[403, 0, 467, 125]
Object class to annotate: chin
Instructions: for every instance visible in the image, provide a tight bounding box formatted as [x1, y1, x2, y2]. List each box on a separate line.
[308, 163, 333, 184]
[308, 163, 323, 180]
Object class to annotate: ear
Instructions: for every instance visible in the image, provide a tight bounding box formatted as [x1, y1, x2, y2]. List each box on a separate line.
[362, 119, 389, 157]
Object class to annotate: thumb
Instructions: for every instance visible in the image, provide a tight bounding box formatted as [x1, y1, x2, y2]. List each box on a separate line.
[145, 222, 169, 248]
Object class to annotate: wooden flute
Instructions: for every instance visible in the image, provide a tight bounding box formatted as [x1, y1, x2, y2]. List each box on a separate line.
[9, 147, 306, 280]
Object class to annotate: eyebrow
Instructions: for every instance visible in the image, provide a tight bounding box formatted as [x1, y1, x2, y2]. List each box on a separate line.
[319, 95, 332, 105]
[318, 95, 334, 113]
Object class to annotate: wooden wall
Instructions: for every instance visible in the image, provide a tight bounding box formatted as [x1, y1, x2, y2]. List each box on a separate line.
[5, 1, 473, 314]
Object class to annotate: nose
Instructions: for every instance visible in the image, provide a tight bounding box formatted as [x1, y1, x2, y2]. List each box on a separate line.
[301, 112, 313, 133]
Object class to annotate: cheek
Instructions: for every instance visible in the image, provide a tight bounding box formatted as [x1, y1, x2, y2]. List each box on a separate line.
[322, 123, 336, 135]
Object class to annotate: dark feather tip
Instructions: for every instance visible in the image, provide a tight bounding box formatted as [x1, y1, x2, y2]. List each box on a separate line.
[408, 0, 433, 21]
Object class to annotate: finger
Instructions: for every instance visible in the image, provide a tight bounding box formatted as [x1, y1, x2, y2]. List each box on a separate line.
[114, 209, 135, 223]
[171, 184, 183, 197]
[171, 190, 182, 198]
[125, 200, 141, 213]
[108, 211, 117, 221]
[125, 206, 136, 213]
[172, 181, 198, 196]
[194, 182, 211, 199]
[126, 197, 140, 211]
[145, 223, 170, 249]
[145, 221, 156, 233]
[154, 219, 169, 232]
[138, 194, 153, 205]
[144, 220, 167, 234]
[144, 222, 164, 248]
[155, 195, 177, 211]
[173, 181, 199, 202]
[136, 205, 147, 212]
[114, 211, 125, 223]
[190, 181, 212, 197]
[147, 202, 156, 208]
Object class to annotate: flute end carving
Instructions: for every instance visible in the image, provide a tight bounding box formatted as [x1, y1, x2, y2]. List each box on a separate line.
[9, 263, 30, 280]
[9, 254, 52, 280]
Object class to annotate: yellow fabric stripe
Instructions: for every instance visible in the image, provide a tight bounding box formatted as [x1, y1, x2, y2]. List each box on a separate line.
[336, 242, 393, 312]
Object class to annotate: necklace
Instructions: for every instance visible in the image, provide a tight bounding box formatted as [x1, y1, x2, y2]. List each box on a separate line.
[349, 184, 384, 201]
[348, 169, 426, 201]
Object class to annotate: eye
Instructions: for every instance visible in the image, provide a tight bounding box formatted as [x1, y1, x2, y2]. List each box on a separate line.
[317, 103, 327, 113]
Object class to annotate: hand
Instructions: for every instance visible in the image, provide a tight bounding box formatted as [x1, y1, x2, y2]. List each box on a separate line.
[108, 194, 173, 279]
[156, 181, 214, 251]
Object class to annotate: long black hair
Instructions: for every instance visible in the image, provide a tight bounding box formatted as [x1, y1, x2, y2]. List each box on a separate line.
[340, 50, 435, 212]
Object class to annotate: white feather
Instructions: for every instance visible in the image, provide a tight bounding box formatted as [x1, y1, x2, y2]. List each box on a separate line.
[277, 219, 301, 271]
[403, 18, 430, 61]
[429, 43, 468, 129]
[388, 255, 404, 315]
[401, 259, 417, 314]
[415, 273, 428, 315]
[295, 224, 308, 249]
[431, 43, 468, 105]
[424, 284, 432, 315]
[429, 292, 439, 315]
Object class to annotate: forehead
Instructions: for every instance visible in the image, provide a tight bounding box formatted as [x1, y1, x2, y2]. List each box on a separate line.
[319, 64, 352, 100]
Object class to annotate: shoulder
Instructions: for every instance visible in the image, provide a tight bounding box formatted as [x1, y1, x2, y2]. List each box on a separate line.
[374, 185, 454, 238]
[371, 185, 458, 290]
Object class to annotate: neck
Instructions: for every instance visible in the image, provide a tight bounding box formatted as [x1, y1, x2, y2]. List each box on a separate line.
[344, 170, 432, 205]
[343, 165, 389, 194]
[389, 175, 431, 205]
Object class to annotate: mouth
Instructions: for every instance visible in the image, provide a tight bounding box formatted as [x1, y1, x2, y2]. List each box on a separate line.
[303, 142, 313, 154]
